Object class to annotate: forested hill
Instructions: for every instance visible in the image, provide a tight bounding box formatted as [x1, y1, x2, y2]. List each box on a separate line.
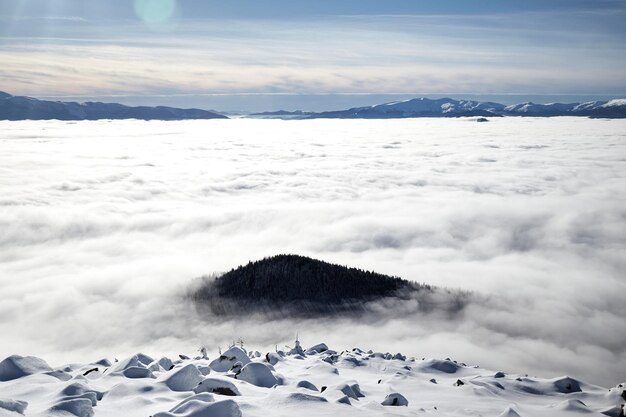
[190, 254, 440, 316]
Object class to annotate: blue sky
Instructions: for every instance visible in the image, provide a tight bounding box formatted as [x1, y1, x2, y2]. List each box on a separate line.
[1, 0, 625, 110]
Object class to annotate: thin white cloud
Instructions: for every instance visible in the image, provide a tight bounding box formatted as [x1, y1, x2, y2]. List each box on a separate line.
[1, 13, 625, 96]
[0, 15, 89, 22]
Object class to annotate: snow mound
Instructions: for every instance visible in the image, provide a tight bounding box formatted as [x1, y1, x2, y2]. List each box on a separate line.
[554, 399, 591, 413]
[552, 376, 582, 393]
[49, 398, 94, 417]
[108, 355, 143, 374]
[135, 353, 154, 366]
[0, 399, 27, 415]
[161, 364, 204, 391]
[193, 377, 241, 396]
[147, 361, 161, 372]
[306, 343, 328, 354]
[209, 347, 251, 372]
[337, 395, 351, 405]
[340, 355, 365, 367]
[308, 362, 338, 375]
[94, 358, 111, 367]
[154, 398, 241, 417]
[158, 357, 174, 370]
[46, 370, 73, 381]
[196, 364, 211, 376]
[600, 405, 624, 417]
[336, 382, 365, 400]
[60, 382, 104, 405]
[422, 359, 461, 374]
[381, 392, 408, 406]
[237, 362, 278, 388]
[296, 380, 318, 391]
[265, 352, 283, 366]
[0, 355, 53, 381]
[158, 393, 215, 414]
[498, 406, 521, 417]
[123, 366, 154, 379]
[0, 341, 622, 417]
[287, 392, 328, 402]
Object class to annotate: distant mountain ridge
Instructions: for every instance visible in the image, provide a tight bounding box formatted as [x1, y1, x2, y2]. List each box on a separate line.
[3, 91, 625, 120]
[0, 91, 227, 120]
[250, 97, 626, 119]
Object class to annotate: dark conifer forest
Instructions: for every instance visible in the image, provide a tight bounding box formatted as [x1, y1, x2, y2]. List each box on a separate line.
[189, 254, 460, 317]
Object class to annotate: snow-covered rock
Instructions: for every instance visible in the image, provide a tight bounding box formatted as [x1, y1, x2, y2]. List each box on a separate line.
[193, 377, 241, 396]
[154, 397, 241, 417]
[335, 382, 365, 400]
[306, 343, 329, 354]
[498, 407, 522, 417]
[265, 352, 283, 366]
[49, 398, 94, 417]
[108, 355, 143, 374]
[158, 357, 174, 371]
[0, 355, 53, 381]
[59, 382, 104, 405]
[0, 343, 622, 417]
[236, 362, 278, 388]
[381, 392, 408, 406]
[209, 347, 251, 372]
[421, 358, 461, 374]
[123, 366, 154, 379]
[296, 380, 318, 391]
[160, 364, 204, 391]
[0, 399, 28, 414]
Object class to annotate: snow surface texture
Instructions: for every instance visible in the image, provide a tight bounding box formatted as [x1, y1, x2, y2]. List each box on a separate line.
[0, 118, 625, 388]
[0, 344, 624, 417]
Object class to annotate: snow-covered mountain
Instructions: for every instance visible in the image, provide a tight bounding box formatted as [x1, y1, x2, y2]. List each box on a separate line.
[501, 99, 626, 117]
[251, 97, 626, 119]
[1, 342, 624, 417]
[3, 91, 625, 120]
[0, 92, 227, 121]
[310, 98, 501, 119]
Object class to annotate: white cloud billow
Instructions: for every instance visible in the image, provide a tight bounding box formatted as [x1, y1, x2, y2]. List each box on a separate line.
[0, 117, 624, 386]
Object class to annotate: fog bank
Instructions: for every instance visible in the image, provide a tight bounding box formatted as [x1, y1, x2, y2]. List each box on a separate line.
[0, 118, 624, 386]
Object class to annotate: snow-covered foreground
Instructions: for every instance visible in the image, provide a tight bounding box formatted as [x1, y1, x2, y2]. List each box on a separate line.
[1, 342, 624, 417]
[0, 118, 625, 389]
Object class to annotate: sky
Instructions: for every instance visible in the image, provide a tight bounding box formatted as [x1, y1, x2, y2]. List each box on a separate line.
[1, 0, 626, 110]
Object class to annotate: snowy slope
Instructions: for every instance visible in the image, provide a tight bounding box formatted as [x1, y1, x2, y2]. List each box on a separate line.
[313, 97, 501, 119]
[1, 343, 624, 417]
[502, 102, 578, 115]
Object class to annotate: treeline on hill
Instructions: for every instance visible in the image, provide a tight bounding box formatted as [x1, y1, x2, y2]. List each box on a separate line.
[189, 254, 469, 317]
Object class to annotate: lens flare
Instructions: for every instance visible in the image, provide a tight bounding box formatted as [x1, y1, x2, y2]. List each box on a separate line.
[134, 0, 177, 25]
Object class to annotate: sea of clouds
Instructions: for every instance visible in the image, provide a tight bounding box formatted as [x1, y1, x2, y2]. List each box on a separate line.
[0, 117, 624, 386]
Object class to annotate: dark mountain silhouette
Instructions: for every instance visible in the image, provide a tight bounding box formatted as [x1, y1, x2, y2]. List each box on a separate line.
[189, 254, 470, 317]
[0, 91, 227, 120]
[249, 110, 316, 119]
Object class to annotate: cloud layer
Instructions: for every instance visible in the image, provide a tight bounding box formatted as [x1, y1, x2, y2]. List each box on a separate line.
[0, 118, 625, 386]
